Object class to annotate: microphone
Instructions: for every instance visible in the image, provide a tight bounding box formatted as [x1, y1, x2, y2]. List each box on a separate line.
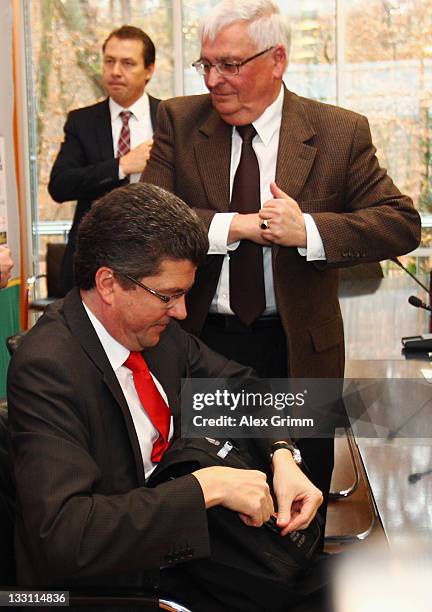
[408, 295, 432, 313]
[390, 257, 430, 294]
[408, 468, 432, 484]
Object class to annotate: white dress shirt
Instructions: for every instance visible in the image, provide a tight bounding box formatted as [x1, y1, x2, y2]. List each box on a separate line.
[83, 302, 173, 480]
[208, 86, 325, 316]
[110, 93, 154, 183]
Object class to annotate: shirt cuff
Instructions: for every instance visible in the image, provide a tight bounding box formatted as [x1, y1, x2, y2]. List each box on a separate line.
[208, 213, 240, 254]
[297, 214, 326, 261]
[118, 160, 127, 180]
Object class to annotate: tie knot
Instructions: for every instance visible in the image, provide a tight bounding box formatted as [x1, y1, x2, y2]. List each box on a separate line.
[120, 110, 132, 126]
[124, 351, 148, 374]
[237, 124, 256, 143]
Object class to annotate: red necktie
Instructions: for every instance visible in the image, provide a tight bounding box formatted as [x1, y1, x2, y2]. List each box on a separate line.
[229, 124, 266, 325]
[124, 351, 171, 462]
[117, 110, 132, 158]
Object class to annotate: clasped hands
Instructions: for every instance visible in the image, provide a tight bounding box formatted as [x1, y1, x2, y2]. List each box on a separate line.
[228, 182, 307, 248]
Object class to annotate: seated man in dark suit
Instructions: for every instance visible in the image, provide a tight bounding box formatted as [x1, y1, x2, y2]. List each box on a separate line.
[8, 183, 325, 611]
[49, 25, 160, 294]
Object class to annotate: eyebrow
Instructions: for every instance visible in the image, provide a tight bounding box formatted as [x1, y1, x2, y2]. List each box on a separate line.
[157, 284, 194, 294]
[104, 54, 136, 61]
[199, 55, 240, 63]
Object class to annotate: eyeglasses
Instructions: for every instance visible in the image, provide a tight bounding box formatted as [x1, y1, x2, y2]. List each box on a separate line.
[120, 273, 189, 305]
[192, 46, 275, 77]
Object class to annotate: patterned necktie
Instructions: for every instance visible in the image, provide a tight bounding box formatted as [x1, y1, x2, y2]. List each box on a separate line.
[117, 110, 132, 158]
[123, 351, 171, 463]
[229, 124, 266, 325]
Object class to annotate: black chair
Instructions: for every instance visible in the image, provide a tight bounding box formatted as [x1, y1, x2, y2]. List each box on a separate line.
[0, 406, 192, 611]
[26, 243, 66, 326]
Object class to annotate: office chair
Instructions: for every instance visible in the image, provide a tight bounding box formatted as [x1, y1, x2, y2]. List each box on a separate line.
[26, 242, 66, 324]
[0, 406, 192, 611]
[325, 426, 378, 544]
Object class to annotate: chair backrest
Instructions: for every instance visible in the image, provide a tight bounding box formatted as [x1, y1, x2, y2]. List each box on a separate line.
[0, 406, 16, 586]
[46, 242, 66, 299]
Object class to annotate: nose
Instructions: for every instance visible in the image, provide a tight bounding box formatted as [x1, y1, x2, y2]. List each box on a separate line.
[167, 295, 187, 320]
[205, 65, 224, 89]
[111, 60, 122, 76]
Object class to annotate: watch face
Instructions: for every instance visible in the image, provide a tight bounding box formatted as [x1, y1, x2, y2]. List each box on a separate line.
[292, 449, 302, 465]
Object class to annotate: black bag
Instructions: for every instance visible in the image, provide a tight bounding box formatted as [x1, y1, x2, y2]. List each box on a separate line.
[149, 437, 325, 611]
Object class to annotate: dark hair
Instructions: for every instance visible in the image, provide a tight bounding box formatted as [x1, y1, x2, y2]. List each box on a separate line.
[102, 25, 156, 67]
[75, 183, 209, 290]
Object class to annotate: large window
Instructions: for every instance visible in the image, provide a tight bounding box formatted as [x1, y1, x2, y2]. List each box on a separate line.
[25, 0, 432, 278]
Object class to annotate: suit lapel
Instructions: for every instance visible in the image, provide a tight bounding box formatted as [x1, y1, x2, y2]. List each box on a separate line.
[148, 95, 160, 131]
[96, 99, 115, 160]
[63, 289, 146, 485]
[144, 333, 182, 435]
[194, 109, 232, 212]
[275, 88, 317, 200]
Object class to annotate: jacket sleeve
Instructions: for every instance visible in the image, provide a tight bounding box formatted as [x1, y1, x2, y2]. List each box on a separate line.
[142, 102, 218, 229]
[48, 110, 126, 204]
[311, 114, 421, 266]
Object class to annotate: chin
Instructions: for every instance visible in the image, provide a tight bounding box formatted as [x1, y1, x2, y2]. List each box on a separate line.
[141, 333, 162, 348]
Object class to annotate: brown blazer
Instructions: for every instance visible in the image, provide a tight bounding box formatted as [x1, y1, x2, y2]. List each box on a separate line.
[142, 88, 421, 378]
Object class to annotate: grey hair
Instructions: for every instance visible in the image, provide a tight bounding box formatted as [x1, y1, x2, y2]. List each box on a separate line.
[200, 0, 291, 59]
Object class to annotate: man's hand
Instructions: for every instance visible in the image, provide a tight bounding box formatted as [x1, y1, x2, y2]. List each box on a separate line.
[228, 213, 273, 246]
[119, 140, 153, 176]
[192, 466, 274, 527]
[0, 246, 13, 289]
[259, 182, 307, 247]
[271, 449, 323, 536]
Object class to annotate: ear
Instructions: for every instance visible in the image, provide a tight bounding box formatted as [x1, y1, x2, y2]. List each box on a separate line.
[95, 267, 116, 305]
[144, 63, 155, 83]
[273, 45, 287, 78]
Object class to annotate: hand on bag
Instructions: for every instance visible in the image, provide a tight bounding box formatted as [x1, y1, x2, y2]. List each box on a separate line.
[193, 466, 274, 527]
[271, 449, 323, 535]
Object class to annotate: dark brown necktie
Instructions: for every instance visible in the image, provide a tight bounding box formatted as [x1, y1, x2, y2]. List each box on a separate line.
[117, 110, 132, 158]
[229, 124, 266, 325]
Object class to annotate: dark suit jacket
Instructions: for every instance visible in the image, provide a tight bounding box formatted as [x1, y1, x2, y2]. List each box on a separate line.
[7, 289, 265, 590]
[49, 96, 160, 293]
[142, 88, 421, 378]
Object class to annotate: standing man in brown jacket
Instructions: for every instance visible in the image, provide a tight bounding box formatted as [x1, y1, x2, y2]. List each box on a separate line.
[142, 0, 421, 523]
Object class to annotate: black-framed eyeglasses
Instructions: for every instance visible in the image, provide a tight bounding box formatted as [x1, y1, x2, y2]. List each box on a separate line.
[121, 273, 188, 305]
[192, 46, 275, 77]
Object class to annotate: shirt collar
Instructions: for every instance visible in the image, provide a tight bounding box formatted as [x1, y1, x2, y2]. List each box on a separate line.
[251, 86, 284, 146]
[83, 301, 129, 371]
[109, 92, 149, 123]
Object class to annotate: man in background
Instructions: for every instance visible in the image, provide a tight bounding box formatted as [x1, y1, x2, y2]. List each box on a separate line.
[142, 0, 421, 525]
[49, 25, 159, 293]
